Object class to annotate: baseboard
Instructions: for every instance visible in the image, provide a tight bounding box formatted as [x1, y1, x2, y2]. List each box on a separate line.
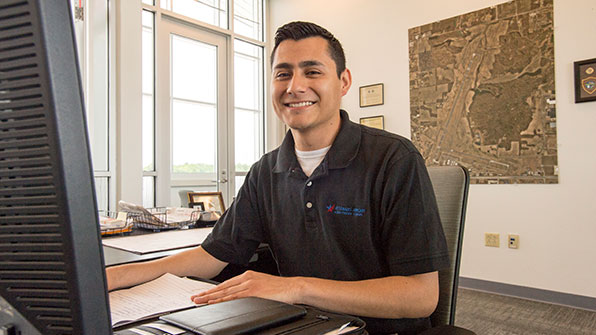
[458, 277, 596, 312]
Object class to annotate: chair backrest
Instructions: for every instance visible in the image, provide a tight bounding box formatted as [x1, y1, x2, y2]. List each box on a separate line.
[427, 166, 470, 326]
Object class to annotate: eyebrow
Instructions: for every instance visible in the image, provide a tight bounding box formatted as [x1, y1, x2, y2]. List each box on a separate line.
[273, 60, 324, 70]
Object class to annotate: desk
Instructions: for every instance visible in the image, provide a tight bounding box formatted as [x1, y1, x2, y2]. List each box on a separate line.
[103, 245, 195, 267]
[102, 229, 279, 282]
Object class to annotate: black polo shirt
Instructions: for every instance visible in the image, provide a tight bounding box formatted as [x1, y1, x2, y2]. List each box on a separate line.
[202, 110, 449, 334]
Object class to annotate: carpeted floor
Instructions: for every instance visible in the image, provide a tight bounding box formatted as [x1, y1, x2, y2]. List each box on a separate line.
[454, 288, 596, 335]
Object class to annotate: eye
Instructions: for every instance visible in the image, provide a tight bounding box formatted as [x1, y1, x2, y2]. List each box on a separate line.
[306, 70, 322, 76]
[275, 72, 290, 79]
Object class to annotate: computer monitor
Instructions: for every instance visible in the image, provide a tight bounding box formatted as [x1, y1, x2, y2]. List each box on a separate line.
[0, 1, 112, 334]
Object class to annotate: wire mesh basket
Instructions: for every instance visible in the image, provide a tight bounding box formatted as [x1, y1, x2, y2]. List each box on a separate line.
[98, 211, 133, 236]
[127, 207, 200, 231]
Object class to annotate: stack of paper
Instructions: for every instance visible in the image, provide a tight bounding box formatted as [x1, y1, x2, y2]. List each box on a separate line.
[109, 273, 215, 327]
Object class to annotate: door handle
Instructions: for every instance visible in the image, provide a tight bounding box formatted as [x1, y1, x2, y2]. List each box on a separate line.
[215, 169, 228, 184]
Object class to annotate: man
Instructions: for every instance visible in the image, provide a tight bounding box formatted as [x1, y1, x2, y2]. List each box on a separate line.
[107, 21, 449, 334]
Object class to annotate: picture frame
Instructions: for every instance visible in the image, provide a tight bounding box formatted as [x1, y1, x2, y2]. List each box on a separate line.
[187, 192, 225, 213]
[359, 83, 384, 107]
[359, 115, 385, 130]
[190, 202, 205, 211]
[574, 58, 596, 103]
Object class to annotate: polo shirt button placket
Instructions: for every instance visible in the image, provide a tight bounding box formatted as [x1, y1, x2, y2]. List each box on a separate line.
[304, 181, 316, 229]
[304, 200, 317, 229]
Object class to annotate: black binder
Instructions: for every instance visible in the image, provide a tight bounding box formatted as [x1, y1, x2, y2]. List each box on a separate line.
[159, 297, 306, 335]
[155, 297, 368, 335]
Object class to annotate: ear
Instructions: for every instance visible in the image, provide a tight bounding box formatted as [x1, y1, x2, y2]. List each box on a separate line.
[339, 68, 352, 97]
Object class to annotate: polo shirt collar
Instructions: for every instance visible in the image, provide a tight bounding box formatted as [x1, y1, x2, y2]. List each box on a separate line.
[273, 109, 361, 173]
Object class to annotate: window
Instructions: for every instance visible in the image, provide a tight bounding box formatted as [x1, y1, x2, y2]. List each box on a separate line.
[70, 0, 112, 211]
[161, 0, 228, 29]
[234, 39, 264, 194]
[142, 10, 156, 208]
[234, 0, 263, 41]
[140, 0, 265, 207]
[171, 36, 218, 176]
[76, 0, 266, 209]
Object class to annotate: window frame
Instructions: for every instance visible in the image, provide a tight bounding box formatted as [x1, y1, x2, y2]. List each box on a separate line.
[141, 0, 267, 207]
[71, 0, 116, 211]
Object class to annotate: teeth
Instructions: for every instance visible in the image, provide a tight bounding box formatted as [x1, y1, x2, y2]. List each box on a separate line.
[287, 101, 314, 107]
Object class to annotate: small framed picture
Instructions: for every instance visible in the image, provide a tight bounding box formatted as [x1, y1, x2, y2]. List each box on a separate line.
[359, 83, 384, 107]
[359, 115, 385, 130]
[190, 202, 205, 211]
[574, 58, 596, 103]
[187, 192, 225, 213]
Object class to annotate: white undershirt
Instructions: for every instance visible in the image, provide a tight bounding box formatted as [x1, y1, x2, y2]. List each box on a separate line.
[295, 145, 331, 177]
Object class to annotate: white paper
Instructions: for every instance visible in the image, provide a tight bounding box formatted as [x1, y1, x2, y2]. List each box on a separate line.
[102, 227, 213, 254]
[99, 216, 127, 231]
[109, 273, 215, 327]
[127, 329, 154, 335]
[165, 207, 199, 224]
[322, 326, 359, 335]
[143, 322, 186, 334]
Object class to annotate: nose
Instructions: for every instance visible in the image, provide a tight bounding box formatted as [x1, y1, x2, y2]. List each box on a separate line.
[286, 74, 306, 95]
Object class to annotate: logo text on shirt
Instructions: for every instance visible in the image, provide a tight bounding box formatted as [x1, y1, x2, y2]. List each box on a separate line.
[326, 204, 366, 216]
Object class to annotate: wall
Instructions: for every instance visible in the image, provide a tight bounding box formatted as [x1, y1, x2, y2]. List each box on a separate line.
[269, 0, 596, 298]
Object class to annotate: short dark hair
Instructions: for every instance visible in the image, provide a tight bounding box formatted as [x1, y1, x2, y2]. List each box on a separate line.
[271, 21, 346, 78]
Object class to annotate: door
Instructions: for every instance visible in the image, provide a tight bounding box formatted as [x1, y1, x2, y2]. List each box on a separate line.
[155, 15, 230, 207]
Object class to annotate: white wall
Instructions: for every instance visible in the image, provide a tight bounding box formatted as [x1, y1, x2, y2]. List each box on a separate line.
[269, 0, 596, 298]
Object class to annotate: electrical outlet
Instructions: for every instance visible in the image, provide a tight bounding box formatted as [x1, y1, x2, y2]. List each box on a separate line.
[508, 234, 520, 249]
[485, 233, 500, 247]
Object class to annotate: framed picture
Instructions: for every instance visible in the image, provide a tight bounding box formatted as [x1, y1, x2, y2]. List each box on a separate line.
[190, 202, 205, 211]
[359, 115, 384, 130]
[574, 58, 596, 103]
[359, 83, 384, 107]
[187, 192, 225, 213]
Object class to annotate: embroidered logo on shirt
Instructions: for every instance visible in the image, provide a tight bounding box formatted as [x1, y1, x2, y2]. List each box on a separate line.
[326, 204, 366, 216]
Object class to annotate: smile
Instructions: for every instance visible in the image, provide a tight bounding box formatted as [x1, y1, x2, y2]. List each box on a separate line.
[285, 101, 315, 107]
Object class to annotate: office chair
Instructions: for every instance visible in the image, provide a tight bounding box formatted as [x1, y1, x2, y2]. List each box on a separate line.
[419, 166, 475, 335]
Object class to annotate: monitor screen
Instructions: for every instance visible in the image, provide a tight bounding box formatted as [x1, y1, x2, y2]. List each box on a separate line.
[0, 0, 112, 334]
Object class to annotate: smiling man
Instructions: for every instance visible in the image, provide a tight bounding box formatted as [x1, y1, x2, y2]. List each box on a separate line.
[107, 22, 449, 335]
[270, 35, 350, 152]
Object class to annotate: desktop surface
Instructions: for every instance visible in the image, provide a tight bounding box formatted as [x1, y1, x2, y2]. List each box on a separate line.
[103, 245, 196, 267]
[102, 229, 279, 281]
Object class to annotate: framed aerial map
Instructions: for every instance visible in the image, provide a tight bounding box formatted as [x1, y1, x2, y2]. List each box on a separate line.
[574, 58, 596, 103]
[409, 0, 558, 184]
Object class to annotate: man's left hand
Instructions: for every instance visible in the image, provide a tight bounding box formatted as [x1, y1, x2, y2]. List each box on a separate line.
[190, 270, 302, 305]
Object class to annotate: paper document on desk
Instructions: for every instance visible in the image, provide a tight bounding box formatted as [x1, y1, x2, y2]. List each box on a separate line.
[102, 227, 213, 254]
[322, 325, 359, 334]
[109, 273, 215, 327]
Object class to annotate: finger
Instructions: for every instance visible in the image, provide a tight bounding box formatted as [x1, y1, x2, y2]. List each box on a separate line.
[194, 285, 236, 300]
[192, 284, 248, 304]
[194, 274, 245, 297]
[195, 289, 248, 305]
[208, 285, 256, 304]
